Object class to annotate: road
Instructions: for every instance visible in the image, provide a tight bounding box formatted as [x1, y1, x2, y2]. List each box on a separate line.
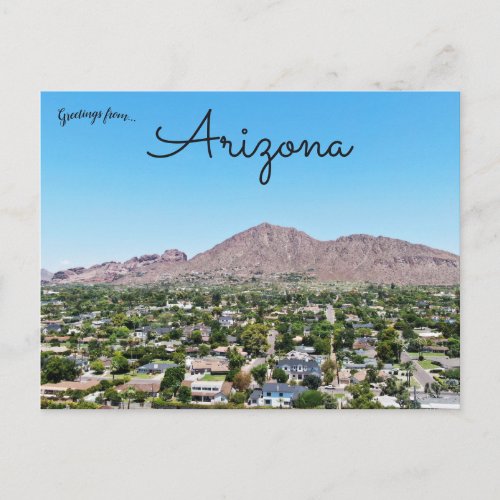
[325, 304, 336, 325]
[242, 357, 266, 373]
[401, 352, 435, 388]
[266, 329, 278, 355]
[325, 304, 338, 367]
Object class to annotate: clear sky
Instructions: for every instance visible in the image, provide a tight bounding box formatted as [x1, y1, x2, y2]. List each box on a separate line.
[41, 91, 459, 272]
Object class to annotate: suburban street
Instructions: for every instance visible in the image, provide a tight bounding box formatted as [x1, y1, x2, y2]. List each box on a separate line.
[401, 352, 434, 387]
[326, 304, 338, 367]
[266, 329, 278, 355]
[325, 304, 335, 325]
[242, 357, 266, 373]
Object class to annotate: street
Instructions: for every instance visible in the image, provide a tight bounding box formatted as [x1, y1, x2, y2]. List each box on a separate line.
[266, 329, 278, 355]
[401, 352, 435, 388]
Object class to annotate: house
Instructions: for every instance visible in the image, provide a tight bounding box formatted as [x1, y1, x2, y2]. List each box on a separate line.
[376, 395, 400, 408]
[285, 350, 313, 361]
[247, 383, 307, 408]
[337, 369, 352, 385]
[190, 358, 230, 375]
[353, 323, 374, 330]
[116, 382, 161, 397]
[155, 327, 172, 336]
[353, 337, 376, 350]
[219, 316, 234, 327]
[42, 323, 63, 334]
[98, 356, 113, 370]
[80, 336, 98, 343]
[41, 346, 69, 353]
[351, 370, 367, 383]
[344, 362, 367, 370]
[134, 330, 148, 341]
[67, 355, 89, 371]
[44, 335, 70, 343]
[211, 346, 247, 358]
[276, 358, 321, 382]
[414, 327, 441, 338]
[182, 380, 233, 404]
[345, 314, 360, 323]
[41, 380, 100, 398]
[294, 345, 316, 355]
[183, 324, 211, 339]
[137, 362, 178, 375]
[422, 345, 449, 354]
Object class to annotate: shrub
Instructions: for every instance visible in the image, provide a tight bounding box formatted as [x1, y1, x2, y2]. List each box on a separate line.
[294, 390, 324, 409]
[230, 392, 247, 405]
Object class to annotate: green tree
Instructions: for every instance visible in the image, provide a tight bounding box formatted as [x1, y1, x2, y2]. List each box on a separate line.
[198, 344, 210, 357]
[302, 374, 321, 390]
[251, 363, 268, 386]
[228, 347, 245, 371]
[104, 388, 122, 406]
[191, 331, 202, 344]
[366, 366, 380, 384]
[123, 387, 137, 409]
[42, 356, 79, 383]
[171, 351, 186, 366]
[90, 360, 105, 374]
[294, 390, 323, 409]
[111, 353, 129, 375]
[230, 391, 247, 405]
[346, 381, 383, 409]
[401, 361, 414, 387]
[160, 365, 185, 395]
[430, 381, 442, 397]
[321, 358, 336, 385]
[133, 390, 148, 406]
[322, 392, 337, 409]
[212, 291, 222, 306]
[272, 367, 288, 383]
[65, 389, 85, 402]
[241, 324, 269, 356]
[177, 385, 192, 403]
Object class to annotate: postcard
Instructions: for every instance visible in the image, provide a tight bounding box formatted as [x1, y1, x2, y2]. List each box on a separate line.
[40, 91, 460, 410]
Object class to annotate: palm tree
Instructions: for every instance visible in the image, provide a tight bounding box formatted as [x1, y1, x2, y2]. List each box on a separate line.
[335, 353, 344, 385]
[401, 361, 414, 387]
[123, 387, 137, 409]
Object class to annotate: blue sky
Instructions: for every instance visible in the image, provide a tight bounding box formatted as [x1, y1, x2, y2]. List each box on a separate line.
[41, 91, 459, 271]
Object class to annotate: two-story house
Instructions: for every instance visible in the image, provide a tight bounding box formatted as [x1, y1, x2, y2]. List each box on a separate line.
[276, 358, 322, 382]
[182, 380, 233, 404]
[247, 383, 306, 408]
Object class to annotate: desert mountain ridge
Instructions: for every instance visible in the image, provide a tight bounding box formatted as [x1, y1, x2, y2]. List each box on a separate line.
[47, 222, 459, 286]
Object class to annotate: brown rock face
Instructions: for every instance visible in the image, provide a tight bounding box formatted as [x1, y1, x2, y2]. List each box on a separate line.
[161, 250, 187, 262]
[49, 224, 459, 285]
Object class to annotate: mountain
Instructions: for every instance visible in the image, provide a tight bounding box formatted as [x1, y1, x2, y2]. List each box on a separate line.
[51, 250, 187, 284]
[41, 268, 54, 282]
[48, 223, 459, 285]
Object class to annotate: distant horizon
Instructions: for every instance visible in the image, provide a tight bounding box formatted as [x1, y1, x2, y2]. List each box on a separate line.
[42, 92, 459, 271]
[41, 221, 459, 273]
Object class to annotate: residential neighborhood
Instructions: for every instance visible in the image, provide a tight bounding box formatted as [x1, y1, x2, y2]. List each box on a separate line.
[40, 281, 460, 409]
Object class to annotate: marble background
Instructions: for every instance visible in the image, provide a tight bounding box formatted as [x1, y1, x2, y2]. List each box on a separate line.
[1, 1, 499, 498]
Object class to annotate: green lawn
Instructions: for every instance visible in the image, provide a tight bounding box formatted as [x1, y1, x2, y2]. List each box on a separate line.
[201, 374, 226, 381]
[129, 372, 156, 379]
[418, 360, 440, 370]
